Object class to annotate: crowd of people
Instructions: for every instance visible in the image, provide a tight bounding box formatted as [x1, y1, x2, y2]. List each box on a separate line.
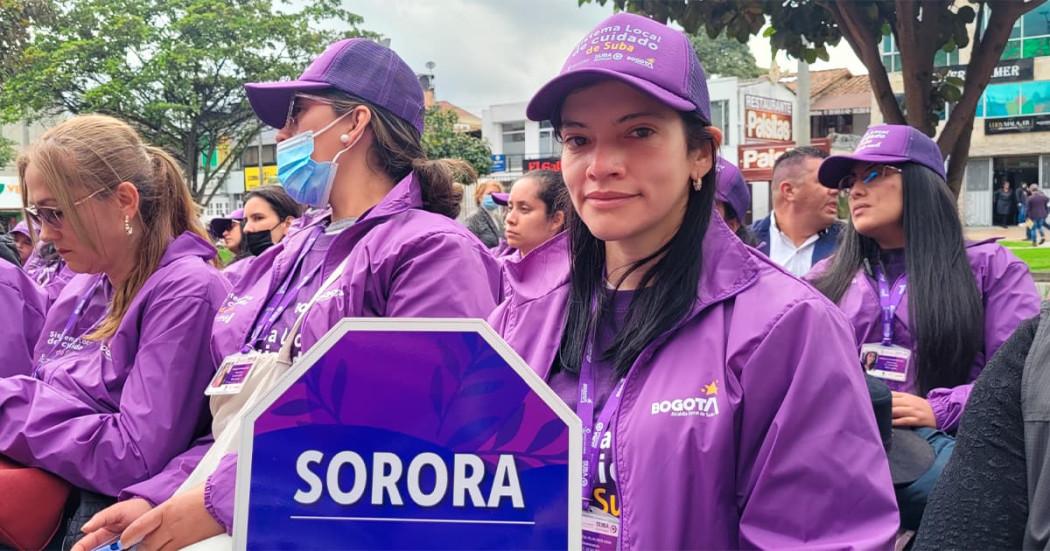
[0, 11, 1045, 550]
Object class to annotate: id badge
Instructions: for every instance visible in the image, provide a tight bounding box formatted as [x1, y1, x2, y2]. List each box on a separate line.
[860, 343, 911, 383]
[582, 507, 620, 551]
[205, 352, 260, 396]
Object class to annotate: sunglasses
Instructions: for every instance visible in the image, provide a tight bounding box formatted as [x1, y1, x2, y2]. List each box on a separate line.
[284, 94, 335, 130]
[837, 165, 902, 194]
[25, 187, 108, 230]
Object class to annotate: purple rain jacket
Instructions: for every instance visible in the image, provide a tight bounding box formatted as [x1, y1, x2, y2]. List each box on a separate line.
[487, 218, 900, 550]
[808, 239, 1040, 432]
[124, 174, 502, 530]
[0, 259, 46, 377]
[0, 232, 228, 495]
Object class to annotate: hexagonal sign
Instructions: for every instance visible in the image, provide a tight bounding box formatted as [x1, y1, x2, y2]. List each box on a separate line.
[232, 319, 582, 550]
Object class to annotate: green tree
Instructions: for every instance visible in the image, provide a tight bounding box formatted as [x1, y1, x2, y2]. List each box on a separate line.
[0, 0, 374, 205]
[0, 0, 53, 79]
[690, 32, 763, 79]
[576, 0, 1046, 197]
[422, 106, 493, 177]
[0, 137, 14, 168]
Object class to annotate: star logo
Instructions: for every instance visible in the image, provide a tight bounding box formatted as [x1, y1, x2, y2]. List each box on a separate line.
[702, 380, 718, 396]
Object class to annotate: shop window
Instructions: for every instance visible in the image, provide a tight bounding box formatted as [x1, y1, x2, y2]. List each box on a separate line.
[710, 100, 730, 145]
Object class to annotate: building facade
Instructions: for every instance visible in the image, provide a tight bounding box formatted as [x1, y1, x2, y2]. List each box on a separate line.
[875, 2, 1050, 226]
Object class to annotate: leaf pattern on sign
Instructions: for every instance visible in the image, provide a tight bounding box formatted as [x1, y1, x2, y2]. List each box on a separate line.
[446, 416, 501, 448]
[525, 419, 565, 453]
[430, 368, 445, 418]
[271, 398, 312, 417]
[459, 379, 503, 398]
[491, 404, 525, 449]
[329, 363, 348, 422]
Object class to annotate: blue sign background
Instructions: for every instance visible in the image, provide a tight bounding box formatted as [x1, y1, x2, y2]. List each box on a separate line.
[491, 154, 507, 173]
[238, 324, 574, 550]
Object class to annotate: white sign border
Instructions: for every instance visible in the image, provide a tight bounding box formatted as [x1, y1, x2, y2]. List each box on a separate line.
[232, 317, 583, 551]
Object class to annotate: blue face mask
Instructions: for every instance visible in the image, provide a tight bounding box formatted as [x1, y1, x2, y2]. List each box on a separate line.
[276, 112, 357, 208]
[481, 194, 498, 211]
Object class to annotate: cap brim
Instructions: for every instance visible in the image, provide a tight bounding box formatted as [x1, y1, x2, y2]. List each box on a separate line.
[492, 192, 510, 206]
[818, 153, 910, 188]
[526, 68, 697, 122]
[888, 428, 936, 486]
[244, 80, 333, 129]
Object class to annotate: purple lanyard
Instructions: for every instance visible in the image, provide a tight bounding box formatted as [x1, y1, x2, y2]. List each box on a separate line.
[874, 267, 907, 346]
[577, 335, 627, 510]
[242, 228, 323, 353]
[44, 274, 104, 360]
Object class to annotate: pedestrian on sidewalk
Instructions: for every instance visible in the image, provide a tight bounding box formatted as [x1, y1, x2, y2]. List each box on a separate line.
[1027, 184, 1049, 246]
[995, 181, 1014, 228]
[1017, 182, 1030, 225]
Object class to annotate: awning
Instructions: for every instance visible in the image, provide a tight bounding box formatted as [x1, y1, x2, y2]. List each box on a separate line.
[812, 93, 872, 115]
[0, 177, 22, 210]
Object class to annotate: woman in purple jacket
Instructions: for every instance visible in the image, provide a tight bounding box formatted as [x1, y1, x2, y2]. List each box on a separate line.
[75, 38, 500, 550]
[488, 13, 898, 550]
[809, 124, 1040, 530]
[0, 115, 228, 525]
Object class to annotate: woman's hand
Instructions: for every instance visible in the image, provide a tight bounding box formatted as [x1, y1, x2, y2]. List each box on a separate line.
[72, 498, 153, 551]
[119, 484, 224, 551]
[891, 391, 937, 428]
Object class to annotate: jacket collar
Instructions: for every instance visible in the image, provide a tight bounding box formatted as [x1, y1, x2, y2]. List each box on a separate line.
[505, 215, 759, 312]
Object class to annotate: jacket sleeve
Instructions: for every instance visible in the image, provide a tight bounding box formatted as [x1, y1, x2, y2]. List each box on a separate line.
[928, 248, 1039, 431]
[119, 435, 214, 505]
[737, 297, 899, 550]
[0, 268, 46, 378]
[203, 453, 238, 533]
[913, 317, 1036, 551]
[0, 295, 219, 496]
[386, 231, 499, 318]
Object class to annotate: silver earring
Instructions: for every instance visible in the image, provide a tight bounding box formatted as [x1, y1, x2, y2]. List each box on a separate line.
[124, 215, 133, 236]
[691, 177, 702, 191]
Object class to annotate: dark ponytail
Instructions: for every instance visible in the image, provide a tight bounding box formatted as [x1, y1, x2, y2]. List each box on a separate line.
[556, 112, 717, 377]
[321, 90, 470, 219]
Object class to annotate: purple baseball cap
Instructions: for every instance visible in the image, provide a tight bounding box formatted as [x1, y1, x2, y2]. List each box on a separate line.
[491, 192, 510, 207]
[715, 158, 751, 222]
[207, 208, 244, 239]
[244, 39, 425, 135]
[527, 13, 710, 123]
[818, 124, 946, 188]
[10, 221, 30, 239]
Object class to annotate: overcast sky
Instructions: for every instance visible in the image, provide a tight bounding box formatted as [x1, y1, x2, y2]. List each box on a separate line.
[346, 0, 868, 116]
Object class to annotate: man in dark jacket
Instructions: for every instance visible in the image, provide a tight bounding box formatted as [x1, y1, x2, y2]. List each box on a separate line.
[1028, 184, 1049, 246]
[751, 146, 842, 276]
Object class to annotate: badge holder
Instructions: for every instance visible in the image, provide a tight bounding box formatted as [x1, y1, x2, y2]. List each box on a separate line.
[861, 343, 911, 383]
[582, 507, 620, 551]
[177, 257, 351, 496]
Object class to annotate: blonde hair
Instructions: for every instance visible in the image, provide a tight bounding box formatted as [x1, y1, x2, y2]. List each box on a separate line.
[17, 114, 212, 340]
[473, 179, 502, 206]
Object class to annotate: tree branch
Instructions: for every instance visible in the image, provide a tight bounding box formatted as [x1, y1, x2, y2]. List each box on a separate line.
[825, 1, 906, 124]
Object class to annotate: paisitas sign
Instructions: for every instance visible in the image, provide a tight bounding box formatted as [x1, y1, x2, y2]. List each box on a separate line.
[737, 138, 830, 181]
[744, 95, 793, 143]
[233, 319, 581, 550]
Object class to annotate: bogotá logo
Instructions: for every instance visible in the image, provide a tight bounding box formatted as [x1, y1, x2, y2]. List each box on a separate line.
[650, 380, 719, 417]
